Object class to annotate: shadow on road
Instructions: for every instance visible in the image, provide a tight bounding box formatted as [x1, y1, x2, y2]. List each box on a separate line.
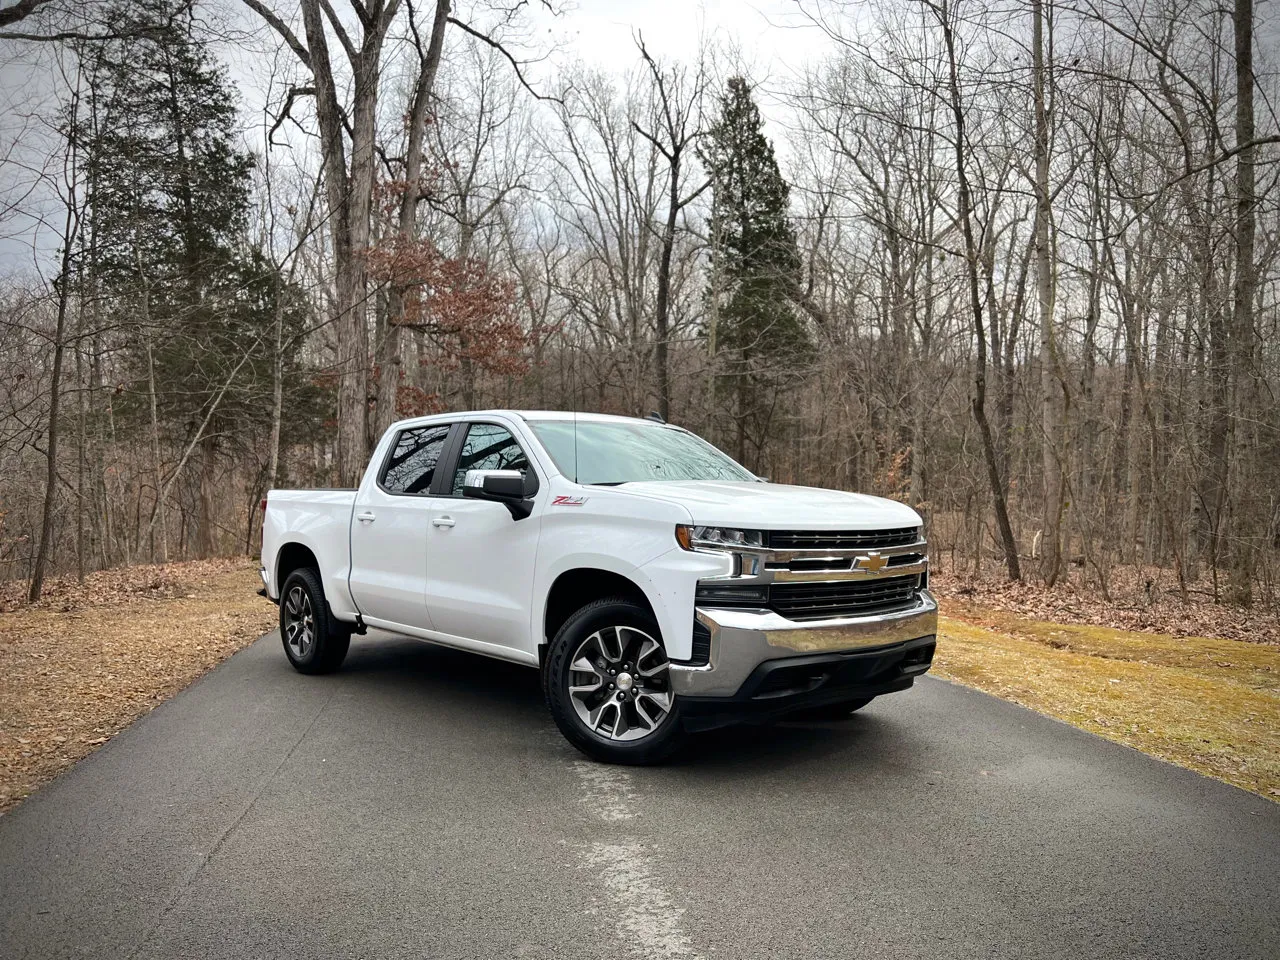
[323, 632, 927, 774]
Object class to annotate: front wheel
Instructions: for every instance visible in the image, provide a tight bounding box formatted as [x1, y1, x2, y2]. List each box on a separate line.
[544, 598, 685, 765]
[279, 567, 351, 675]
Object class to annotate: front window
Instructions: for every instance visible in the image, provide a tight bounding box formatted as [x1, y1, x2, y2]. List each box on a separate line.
[528, 420, 756, 485]
[450, 423, 531, 495]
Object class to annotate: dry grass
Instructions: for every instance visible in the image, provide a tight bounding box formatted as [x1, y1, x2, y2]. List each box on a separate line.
[935, 599, 1280, 801]
[2, 557, 1276, 813]
[0, 559, 276, 814]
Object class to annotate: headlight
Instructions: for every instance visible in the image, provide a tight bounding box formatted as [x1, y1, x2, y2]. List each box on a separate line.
[675, 525, 764, 550]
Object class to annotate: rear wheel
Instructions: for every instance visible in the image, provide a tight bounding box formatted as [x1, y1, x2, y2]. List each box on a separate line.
[544, 598, 684, 764]
[279, 567, 350, 674]
[787, 697, 875, 722]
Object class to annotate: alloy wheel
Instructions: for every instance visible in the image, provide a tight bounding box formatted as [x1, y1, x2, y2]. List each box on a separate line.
[283, 585, 314, 659]
[568, 625, 674, 741]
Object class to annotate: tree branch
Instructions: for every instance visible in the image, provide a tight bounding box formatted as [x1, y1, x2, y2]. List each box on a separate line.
[1122, 134, 1280, 200]
[267, 85, 316, 145]
[445, 16, 563, 104]
[319, 0, 359, 65]
[347, 0, 372, 30]
[630, 120, 674, 163]
[0, 0, 55, 28]
[239, 0, 312, 68]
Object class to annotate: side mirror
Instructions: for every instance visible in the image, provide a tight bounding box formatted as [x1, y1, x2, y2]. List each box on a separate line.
[463, 468, 536, 520]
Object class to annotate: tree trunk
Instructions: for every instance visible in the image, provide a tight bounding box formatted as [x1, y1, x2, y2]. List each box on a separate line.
[144, 327, 167, 562]
[28, 209, 76, 602]
[653, 168, 677, 421]
[295, 0, 403, 483]
[1228, 0, 1256, 599]
[1032, 0, 1064, 586]
[376, 0, 450, 434]
[938, 1, 1021, 581]
[197, 433, 218, 558]
[267, 273, 284, 489]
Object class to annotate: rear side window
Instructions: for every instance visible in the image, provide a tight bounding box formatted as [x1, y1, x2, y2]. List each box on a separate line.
[381, 424, 452, 494]
[450, 423, 530, 495]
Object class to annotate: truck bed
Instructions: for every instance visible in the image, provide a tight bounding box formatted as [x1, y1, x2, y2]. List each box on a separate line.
[261, 489, 358, 608]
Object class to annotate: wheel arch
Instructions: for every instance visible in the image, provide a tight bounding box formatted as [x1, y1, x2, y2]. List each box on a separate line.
[540, 567, 661, 663]
[276, 540, 321, 590]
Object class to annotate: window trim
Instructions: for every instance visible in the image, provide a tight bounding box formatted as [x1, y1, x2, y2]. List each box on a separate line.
[375, 421, 462, 498]
[440, 420, 542, 500]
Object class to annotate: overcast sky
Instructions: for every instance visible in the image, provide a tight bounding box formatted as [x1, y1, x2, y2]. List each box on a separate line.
[543, 0, 829, 75]
[0, 0, 840, 274]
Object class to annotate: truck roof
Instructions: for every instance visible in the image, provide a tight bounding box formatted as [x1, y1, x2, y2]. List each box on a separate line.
[388, 409, 671, 431]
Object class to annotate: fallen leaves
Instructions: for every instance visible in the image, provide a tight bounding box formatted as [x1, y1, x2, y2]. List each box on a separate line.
[0, 558, 276, 815]
[932, 565, 1278, 646]
[0, 558, 253, 614]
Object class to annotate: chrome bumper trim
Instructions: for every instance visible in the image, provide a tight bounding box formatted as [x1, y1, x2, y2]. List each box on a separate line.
[669, 591, 938, 698]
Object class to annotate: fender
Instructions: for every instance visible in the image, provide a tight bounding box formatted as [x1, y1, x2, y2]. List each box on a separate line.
[533, 552, 668, 651]
[533, 547, 729, 662]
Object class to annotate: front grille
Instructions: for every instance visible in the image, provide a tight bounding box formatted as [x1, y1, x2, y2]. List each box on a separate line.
[769, 575, 920, 621]
[764, 527, 920, 550]
[766, 551, 925, 573]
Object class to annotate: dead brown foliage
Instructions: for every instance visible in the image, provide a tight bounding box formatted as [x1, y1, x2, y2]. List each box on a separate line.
[932, 565, 1278, 646]
[0, 559, 276, 814]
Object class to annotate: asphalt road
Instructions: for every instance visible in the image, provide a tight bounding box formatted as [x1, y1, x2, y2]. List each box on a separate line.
[1, 630, 1277, 960]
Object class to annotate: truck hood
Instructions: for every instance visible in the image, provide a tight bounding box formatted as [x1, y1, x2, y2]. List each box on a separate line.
[615, 480, 921, 530]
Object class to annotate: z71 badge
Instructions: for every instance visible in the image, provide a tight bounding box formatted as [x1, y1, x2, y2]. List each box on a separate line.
[552, 495, 588, 506]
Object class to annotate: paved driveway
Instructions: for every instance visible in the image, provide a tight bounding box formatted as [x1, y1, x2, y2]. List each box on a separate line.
[1, 630, 1276, 959]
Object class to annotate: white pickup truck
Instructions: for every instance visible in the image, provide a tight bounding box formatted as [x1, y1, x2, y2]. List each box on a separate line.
[260, 411, 937, 763]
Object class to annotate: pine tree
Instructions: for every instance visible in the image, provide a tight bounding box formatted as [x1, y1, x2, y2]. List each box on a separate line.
[700, 77, 812, 467]
[80, 0, 315, 558]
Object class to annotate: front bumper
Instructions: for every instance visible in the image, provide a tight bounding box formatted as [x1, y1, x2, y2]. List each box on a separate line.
[677, 635, 936, 731]
[668, 591, 937, 728]
[669, 590, 937, 697]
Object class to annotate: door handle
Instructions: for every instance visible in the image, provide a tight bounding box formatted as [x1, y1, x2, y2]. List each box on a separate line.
[431, 516, 456, 528]
[356, 511, 376, 522]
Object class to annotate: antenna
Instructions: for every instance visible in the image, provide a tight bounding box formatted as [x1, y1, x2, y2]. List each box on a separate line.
[572, 347, 579, 483]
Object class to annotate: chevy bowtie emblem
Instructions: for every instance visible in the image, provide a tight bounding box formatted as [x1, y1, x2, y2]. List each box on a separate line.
[854, 552, 888, 572]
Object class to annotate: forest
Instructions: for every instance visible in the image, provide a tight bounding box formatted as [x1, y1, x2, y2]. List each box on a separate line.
[1, 0, 1276, 608]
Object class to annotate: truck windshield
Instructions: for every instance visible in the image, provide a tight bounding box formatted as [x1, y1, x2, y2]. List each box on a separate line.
[528, 420, 757, 484]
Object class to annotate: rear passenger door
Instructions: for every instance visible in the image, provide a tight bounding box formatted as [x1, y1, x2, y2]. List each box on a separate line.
[348, 421, 456, 630]
[423, 421, 542, 655]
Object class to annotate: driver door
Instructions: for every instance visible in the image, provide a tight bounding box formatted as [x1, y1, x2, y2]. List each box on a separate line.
[424, 421, 542, 654]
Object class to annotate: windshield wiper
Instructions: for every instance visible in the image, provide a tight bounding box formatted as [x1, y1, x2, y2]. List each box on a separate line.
[587, 481, 628, 486]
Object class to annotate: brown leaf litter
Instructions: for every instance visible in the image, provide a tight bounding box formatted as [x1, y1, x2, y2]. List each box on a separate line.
[0, 559, 276, 814]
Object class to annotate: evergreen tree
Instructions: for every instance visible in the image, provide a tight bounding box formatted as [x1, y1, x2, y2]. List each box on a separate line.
[80, 0, 316, 558]
[700, 77, 813, 467]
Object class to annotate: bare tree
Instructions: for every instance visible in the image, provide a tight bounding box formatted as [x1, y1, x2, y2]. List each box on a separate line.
[1031, 0, 1065, 585]
[631, 33, 708, 420]
[241, 0, 401, 483]
[27, 64, 81, 601]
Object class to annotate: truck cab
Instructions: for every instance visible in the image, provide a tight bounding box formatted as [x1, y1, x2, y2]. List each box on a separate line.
[261, 411, 937, 763]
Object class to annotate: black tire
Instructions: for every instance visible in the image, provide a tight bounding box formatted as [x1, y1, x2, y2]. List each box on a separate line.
[786, 697, 875, 722]
[279, 567, 351, 675]
[544, 597, 685, 765]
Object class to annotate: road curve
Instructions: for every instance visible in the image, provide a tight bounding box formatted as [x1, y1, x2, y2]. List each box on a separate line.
[1, 630, 1276, 960]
